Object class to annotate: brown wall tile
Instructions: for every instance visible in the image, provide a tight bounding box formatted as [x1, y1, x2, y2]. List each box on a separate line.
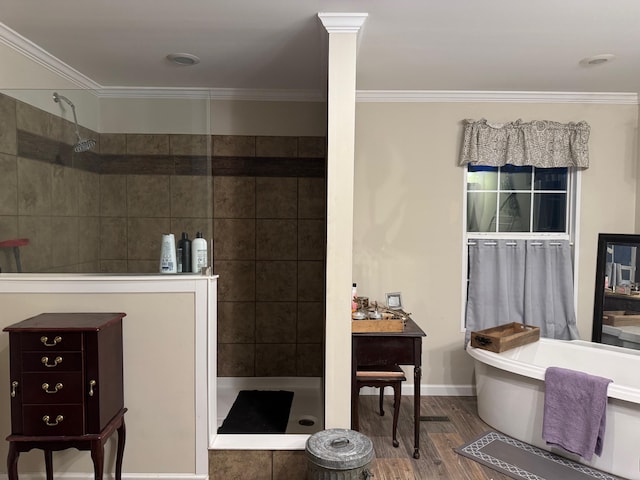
[298, 261, 325, 302]
[127, 175, 171, 217]
[256, 177, 297, 218]
[0, 215, 19, 272]
[256, 302, 297, 343]
[273, 451, 308, 480]
[170, 134, 210, 156]
[100, 259, 128, 273]
[100, 217, 127, 260]
[213, 135, 255, 157]
[51, 165, 79, 216]
[0, 154, 18, 215]
[298, 178, 325, 219]
[170, 175, 212, 218]
[18, 215, 52, 272]
[51, 216, 78, 267]
[127, 259, 158, 273]
[217, 343, 256, 377]
[256, 219, 297, 260]
[127, 217, 170, 260]
[209, 450, 271, 480]
[256, 261, 297, 302]
[218, 301, 256, 343]
[126, 134, 169, 155]
[298, 137, 326, 158]
[298, 219, 325, 260]
[214, 176, 255, 218]
[256, 136, 297, 157]
[99, 133, 126, 154]
[213, 219, 255, 260]
[17, 157, 51, 216]
[297, 302, 324, 343]
[16, 101, 61, 141]
[296, 344, 323, 377]
[216, 260, 256, 301]
[0, 94, 17, 155]
[77, 170, 100, 216]
[100, 175, 127, 216]
[255, 344, 296, 376]
[78, 216, 100, 263]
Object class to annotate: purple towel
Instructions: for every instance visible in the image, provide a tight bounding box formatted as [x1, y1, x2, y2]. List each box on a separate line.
[542, 366, 612, 461]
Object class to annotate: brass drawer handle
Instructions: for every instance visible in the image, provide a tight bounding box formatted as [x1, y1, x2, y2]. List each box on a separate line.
[41, 356, 63, 368]
[42, 415, 63, 427]
[89, 380, 96, 397]
[42, 382, 63, 394]
[10, 381, 18, 398]
[40, 336, 62, 347]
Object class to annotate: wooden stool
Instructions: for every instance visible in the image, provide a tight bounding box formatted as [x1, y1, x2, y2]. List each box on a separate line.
[0, 238, 29, 272]
[356, 365, 406, 447]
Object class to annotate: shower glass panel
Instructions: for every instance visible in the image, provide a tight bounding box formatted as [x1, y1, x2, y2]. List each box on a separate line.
[0, 88, 212, 274]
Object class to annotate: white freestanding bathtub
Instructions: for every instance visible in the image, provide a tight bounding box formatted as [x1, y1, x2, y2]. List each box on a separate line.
[467, 338, 640, 480]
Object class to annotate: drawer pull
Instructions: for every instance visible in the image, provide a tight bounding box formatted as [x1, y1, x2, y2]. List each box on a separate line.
[10, 381, 18, 398]
[41, 356, 63, 368]
[40, 336, 62, 347]
[42, 382, 63, 394]
[42, 415, 64, 427]
[89, 379, 96, 397]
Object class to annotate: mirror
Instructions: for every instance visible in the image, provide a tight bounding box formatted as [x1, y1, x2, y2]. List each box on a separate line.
[592, 233, 640, 350]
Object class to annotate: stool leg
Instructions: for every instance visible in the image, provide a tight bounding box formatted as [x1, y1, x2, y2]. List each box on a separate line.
[378, 387, 385, 416]
[7, 442, 19, 480]
[12, 247, 22, 273]
[392, 383, 401, 448]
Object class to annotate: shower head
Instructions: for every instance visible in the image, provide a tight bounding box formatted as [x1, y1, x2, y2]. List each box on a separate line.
[52, 92, 96, 153]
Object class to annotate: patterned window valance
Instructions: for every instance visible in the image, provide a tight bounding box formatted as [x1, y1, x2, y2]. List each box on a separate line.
[459, 119, 590, 168]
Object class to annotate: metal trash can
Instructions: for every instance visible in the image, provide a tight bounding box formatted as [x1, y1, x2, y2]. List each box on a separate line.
[305, 428, 374, 480]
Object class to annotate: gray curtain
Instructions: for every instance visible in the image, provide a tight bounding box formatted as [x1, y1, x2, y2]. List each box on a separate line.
[465, 239, 579, 345]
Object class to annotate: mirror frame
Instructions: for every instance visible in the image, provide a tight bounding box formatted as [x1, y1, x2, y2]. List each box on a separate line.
[592, 232, 640, 343]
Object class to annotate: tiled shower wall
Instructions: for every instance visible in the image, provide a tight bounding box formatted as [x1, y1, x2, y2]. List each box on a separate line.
[0, 92, 326, 377]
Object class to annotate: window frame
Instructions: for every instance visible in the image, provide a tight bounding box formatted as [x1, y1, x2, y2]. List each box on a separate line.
[460, 165, 580, 332]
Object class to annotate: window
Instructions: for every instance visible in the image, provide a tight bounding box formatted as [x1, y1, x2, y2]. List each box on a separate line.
[466, 165, 569, 235]
[462, 165, 578, 330]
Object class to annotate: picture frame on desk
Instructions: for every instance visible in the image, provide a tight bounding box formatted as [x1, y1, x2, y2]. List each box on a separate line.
[386, 292, 403, 310]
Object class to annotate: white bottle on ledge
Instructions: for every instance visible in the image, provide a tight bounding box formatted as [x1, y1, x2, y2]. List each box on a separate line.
[192, 232, 208, 274]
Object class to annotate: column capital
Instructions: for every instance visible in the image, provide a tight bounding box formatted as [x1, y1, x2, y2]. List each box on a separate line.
[318, 13, 368, 33]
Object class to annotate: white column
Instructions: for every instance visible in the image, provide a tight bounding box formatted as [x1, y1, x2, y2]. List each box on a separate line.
[318, 12, 367, 429]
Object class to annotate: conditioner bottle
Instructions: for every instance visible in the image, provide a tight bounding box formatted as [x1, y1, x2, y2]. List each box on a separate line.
[192, 232, 208, 273]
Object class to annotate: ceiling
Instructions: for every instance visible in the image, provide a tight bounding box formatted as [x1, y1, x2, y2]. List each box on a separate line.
[2, 0, 640, 97]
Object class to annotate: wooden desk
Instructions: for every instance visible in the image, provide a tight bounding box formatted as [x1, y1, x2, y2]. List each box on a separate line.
[352, 317, 426, 459]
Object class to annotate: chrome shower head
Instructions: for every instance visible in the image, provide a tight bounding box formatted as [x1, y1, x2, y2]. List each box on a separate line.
[53, 92, 96, 153]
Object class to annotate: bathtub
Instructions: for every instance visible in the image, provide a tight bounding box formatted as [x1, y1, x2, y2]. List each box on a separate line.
[467, 338, 640, 480]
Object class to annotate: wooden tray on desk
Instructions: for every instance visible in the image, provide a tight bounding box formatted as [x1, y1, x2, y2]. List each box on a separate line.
[470, 322, 539, 353]
[603, 311, 640, 326]
[352, 319, 405, 333]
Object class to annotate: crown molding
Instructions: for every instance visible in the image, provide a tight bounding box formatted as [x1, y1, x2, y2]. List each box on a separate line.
[96, 87, 326, 102]
[356, 90, 639, 105]
[0, 22, 101, 90]
[318, 13, 368, 33]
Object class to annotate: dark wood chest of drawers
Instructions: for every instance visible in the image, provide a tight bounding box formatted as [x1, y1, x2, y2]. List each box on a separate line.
[4, 312, 126, 437]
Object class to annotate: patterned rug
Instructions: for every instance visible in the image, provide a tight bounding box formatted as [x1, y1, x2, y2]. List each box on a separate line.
[455, 431, 622, 480]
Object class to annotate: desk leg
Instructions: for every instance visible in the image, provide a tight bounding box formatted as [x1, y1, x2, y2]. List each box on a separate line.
[116, 417, 126, 480]
[413, 366, 421, 459]
[90, 440, 104, 480]
[7, 442, 18, 480]
[44, 450, 53, 480]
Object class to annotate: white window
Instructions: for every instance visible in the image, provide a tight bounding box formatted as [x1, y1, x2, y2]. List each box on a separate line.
[462, 165, 579, 329]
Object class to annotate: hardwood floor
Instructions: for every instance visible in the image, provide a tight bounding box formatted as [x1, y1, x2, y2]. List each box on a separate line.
[357, 394, 512, 479]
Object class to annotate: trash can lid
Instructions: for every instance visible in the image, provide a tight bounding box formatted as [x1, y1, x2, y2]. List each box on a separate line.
[305, 428, 374, 470]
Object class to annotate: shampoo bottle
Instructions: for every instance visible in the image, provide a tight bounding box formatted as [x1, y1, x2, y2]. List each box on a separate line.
[192, 232, 208, 273]
[178, 232, 192, 273]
